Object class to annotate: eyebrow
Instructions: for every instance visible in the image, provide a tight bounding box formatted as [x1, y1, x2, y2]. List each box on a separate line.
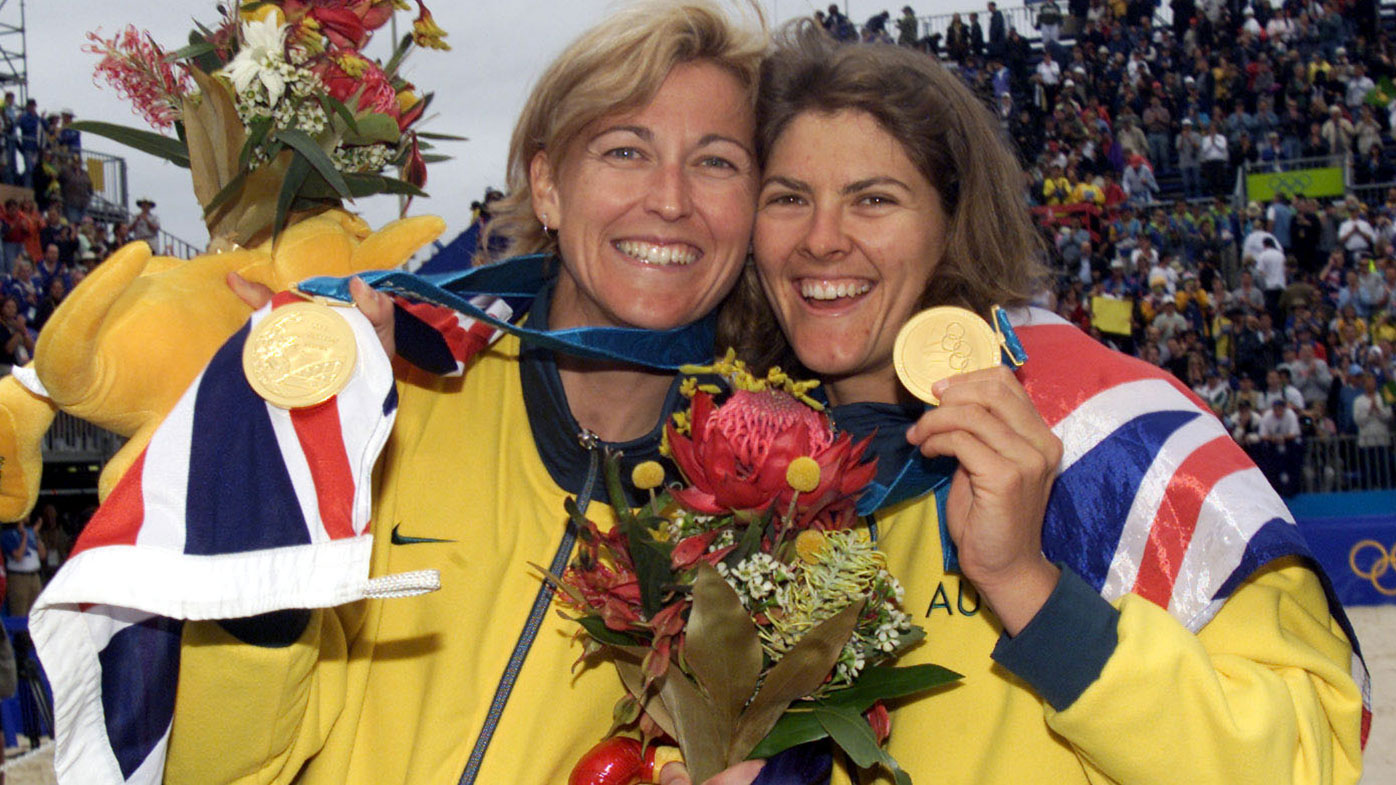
[759, 175, 912, 195]
[593, 126, 755, 159]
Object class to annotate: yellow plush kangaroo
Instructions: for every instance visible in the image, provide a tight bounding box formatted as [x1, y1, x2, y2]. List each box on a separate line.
[0, 209, 444, 521]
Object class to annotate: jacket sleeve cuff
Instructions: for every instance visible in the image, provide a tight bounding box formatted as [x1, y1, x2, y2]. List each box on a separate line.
[990, 564, 1119, 711]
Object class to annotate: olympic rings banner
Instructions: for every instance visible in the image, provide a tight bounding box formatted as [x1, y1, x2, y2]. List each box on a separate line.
[1291, 491, 1396, 606]
[1245, 166, 1345, 203]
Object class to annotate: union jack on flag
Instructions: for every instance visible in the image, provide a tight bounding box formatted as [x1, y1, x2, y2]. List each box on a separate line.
[1011, 307, 1372, 747]
[28, 291, 511, 785]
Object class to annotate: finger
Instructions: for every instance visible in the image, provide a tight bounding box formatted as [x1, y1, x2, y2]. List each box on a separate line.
[704, 760, 765, 784]
[913, 402, 1048, 474]
[658, 762, 691, 785]
[914, 426, 1023, 486]
[922, 369, 1059, 462]
[225, 272, 274, 310]
[348, 276, 392, 321]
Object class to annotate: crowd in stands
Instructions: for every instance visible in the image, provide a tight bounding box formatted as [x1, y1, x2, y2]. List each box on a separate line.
[0, 94, 164, 369]
[824, 1, 1395, 495]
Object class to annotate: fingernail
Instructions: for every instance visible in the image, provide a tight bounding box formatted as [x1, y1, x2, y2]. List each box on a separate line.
[932, 379, 948, 396]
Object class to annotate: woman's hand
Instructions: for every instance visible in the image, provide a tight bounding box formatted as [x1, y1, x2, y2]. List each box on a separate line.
[657, 760, 764, 785]
[905, 365, 1063, 636]
[225, 273, 396, 356]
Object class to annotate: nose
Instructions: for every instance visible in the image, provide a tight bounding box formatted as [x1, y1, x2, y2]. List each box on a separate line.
[801, 203, 851, 259]
[644, 161, 693, 221]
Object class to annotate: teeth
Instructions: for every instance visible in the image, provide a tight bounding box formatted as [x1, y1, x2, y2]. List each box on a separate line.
[800, 280, 872, 300]
[616, 240, 699, 266]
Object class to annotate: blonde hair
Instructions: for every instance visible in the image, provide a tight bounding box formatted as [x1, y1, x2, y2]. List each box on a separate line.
[485, 0, 767, 261]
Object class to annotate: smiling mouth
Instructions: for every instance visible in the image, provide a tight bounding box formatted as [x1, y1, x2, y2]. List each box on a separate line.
[615, 240, 700, 266]
[799, 279, 873, 301]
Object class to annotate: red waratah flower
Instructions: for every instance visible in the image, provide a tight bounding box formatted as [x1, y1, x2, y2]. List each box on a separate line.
[666, 389, 876, 528]
[313, 53, 400, 118]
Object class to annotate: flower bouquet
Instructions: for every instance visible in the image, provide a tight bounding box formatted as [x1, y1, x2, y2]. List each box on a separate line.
[551, 355, 960, 785]
[78, 0, 458, 248]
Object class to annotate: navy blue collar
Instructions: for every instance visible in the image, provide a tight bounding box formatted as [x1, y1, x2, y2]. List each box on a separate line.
[519, 282, 682, 507]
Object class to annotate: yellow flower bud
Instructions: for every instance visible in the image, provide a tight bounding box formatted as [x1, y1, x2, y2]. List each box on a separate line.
[795, 530, 828, 564]
[786, 456, 821, 493]
[242, 4, 285, 25]
[631, 460, 665, 491]
[397, 90, 420, 115]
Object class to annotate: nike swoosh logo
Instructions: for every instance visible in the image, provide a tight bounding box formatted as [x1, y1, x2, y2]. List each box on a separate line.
[390, 523, 455, 546]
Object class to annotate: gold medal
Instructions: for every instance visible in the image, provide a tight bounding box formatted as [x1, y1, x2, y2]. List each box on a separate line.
[242, 301, 358, 409]
[893, 306, 1002, 405]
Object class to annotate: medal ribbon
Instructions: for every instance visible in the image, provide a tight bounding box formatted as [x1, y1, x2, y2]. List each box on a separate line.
[297, 254, 717, 370]
[854, 312, 1029, 573]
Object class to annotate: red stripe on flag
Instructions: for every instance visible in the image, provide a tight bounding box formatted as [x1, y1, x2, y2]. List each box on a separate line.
[271, 290, 308, 309]
[70, 450, 148, 557]
[289, 399, 356, 540]
[1016, 324, 1211, 427]
[394, 299, 493, 365]
[1131, 436, 1255, 607]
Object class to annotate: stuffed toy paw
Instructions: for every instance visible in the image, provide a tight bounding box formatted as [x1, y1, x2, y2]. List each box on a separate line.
[0, 209, 444, 520]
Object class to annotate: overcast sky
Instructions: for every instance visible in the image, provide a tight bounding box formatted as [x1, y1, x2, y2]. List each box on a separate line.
[24, 0, 964, 251]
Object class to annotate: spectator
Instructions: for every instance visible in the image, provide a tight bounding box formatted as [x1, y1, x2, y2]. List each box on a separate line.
[1199, 118, 1229, 196]
[58, 155, 93, 224]
[896, 6, 918, 47]
[32, 275, 66, 333]
[1, 516, 45, 616]
[1339, 201, 1377, 262]
[1036, 0, 1064, 50]
[1122, 154, 1159, 206]
[1176, 119, 1202, 198]
[1352, 371, 1393, 486]
[987, 1, 1006, 58]
[130, 197, 160, 253]
[0, 295, 32, 365]
[1320, 105, 1355, 158]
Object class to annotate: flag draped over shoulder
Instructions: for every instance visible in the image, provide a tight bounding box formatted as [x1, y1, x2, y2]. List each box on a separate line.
[30, 290, 512, 785]
[1010, 307, 1372, 746]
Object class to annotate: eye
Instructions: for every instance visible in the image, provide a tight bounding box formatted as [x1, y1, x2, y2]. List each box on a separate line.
[762, 192, 805, 207]
[857, 194, 898, 207]
[698, 155, 737, 171]
[602, 146, 644, 162]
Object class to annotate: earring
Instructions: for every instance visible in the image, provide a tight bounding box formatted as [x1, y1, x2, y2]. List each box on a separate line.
[540, 213, 550, 232]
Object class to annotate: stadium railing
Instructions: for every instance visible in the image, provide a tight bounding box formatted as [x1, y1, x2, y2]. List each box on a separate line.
[1303, 434, 1396, 493]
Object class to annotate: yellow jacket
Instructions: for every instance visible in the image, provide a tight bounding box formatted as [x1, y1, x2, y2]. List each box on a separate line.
[168, 332, 644, 784]
[828, 490, 1363, 784]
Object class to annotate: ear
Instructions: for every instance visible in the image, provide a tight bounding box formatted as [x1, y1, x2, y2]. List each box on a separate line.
[529, 150, 562, 230]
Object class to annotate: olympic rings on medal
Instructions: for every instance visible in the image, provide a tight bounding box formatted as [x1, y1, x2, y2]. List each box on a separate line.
[1348, 539, 1396, 597]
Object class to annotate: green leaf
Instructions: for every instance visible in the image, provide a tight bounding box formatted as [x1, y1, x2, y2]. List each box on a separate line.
[576, 615, 645, 648]
[384, 32, 415, 77]
[67, 121, 190, 167]
[603, 452, 635, 527]
[273, 153, 312, 241]
[421, 153, 452, 164]
[343, 172, 428, 198]
[202, 169, 249, 216]
[813, 704, 913, 785]
[747, 707, 827, 760]
[729, 600, 864, 764]
[819, 663, 962, 712]
[416, 130, 470, 141]
[342, 113, 400, 146]
[685, 564, 762, 728]
[238, 117, 274, 172]
[318, 93, 360, 136]
[724, 519, 765, 569]
[168, 40, 216, 62]
[275, 127, 352, 202]
[629, 532, 673, 620]
[185, 29, 223, 73]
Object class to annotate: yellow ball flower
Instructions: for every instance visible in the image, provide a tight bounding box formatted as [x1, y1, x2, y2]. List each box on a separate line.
[785, 456, 821, 493]
[631, 461, 666, 491]
[795, 530, 828, 564]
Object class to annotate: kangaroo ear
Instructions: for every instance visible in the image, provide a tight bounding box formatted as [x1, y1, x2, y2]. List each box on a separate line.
[0, 373, 57, 522]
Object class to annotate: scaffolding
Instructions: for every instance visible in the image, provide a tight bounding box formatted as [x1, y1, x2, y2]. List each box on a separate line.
[0, 0, 23, 101]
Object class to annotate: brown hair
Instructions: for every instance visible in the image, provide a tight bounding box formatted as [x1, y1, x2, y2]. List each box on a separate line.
[720, 21, 1044, 371]
[484, 0, 767, 261]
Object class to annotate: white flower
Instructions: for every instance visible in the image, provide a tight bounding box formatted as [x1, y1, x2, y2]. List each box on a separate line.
[222, 16, 290, 106]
